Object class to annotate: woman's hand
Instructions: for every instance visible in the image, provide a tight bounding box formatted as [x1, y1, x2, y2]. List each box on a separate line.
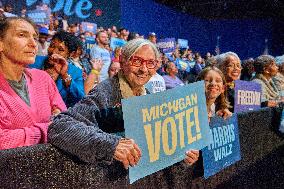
[216, 108, 232, 120]
[90, 58, 103, 72]
[184, 149, 199, 166]
[48, 54, 68, 75]
[114, 138, 142, 169]
[52, 108, 61, 116]
[59, 61, 68, 76]
[267, 100, 278, 107]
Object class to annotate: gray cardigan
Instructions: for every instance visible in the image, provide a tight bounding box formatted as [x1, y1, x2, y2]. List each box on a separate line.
[251, 74, 279, 102]
[48, 76, 124, 164]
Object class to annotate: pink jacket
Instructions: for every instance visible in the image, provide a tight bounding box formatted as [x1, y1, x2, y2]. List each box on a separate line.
[0, 68, 66, 150]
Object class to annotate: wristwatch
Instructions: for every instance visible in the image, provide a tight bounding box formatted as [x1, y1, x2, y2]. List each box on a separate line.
[63, 74, 72, 82]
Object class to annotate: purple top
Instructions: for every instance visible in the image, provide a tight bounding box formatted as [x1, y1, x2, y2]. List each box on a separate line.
[162, 75, 184, 90]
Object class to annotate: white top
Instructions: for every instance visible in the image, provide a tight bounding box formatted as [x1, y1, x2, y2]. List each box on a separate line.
[145, 73, 166, 94]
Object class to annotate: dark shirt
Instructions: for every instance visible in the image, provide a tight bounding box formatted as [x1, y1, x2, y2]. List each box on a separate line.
[227, 87, 235, 112]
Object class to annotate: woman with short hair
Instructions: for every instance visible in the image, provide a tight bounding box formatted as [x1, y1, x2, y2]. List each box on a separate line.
[252, 55, 280, 107]
[163, 61, 184, 89]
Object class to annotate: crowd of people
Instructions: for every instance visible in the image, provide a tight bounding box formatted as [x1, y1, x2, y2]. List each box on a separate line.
[0, 3, 284, 174]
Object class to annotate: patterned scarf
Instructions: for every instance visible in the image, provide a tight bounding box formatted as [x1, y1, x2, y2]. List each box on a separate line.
[118, 72, 146, 99]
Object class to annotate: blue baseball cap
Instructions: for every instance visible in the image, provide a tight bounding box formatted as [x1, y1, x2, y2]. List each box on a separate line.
[38, 27, 49, 35]
[148, 32, 156, 37]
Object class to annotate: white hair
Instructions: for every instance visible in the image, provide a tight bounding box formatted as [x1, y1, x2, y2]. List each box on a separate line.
[121, 38, 160, 62]
[275, 55, 284, 65]
[215, 51, 241, 69]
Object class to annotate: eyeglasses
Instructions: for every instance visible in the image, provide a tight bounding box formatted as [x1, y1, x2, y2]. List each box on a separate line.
[129, 56, 158, 69]
[226, 63, 242, 69]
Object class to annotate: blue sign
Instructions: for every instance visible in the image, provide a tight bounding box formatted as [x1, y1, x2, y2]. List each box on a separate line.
[27, 10, 49, 25]
[234, 80, 261, 113]
[122, 81, 212, 183]
[177, 39, 188, 49]
[85, 37, 96, 55]
[110, 37, 127, 51]
[81, 22, 97, 33]
[175, 59, 191, 72]
[157, 38, 176, 53]
[3, 12, 18, 17]
[202, 114, 241, 179]
[186, 60, 196, 68]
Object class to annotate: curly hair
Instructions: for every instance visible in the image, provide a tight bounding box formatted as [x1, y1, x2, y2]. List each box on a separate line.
[44, 31, 83, 70]
[51, 31, 83, 55]
[196, 66, 231, 112]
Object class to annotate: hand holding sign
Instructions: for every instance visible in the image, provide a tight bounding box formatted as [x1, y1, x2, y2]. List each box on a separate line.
[202, 115, 241, 179]
[114, 138, 142, 169]
[216, 109, 232, 120]
[184, 149, 199, 166]
[122, 81, 211, 183]
[267, 100, 278, 107]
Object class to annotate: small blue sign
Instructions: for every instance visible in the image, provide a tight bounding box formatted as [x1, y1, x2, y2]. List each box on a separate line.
[81, 22, 97, 33]
[110, 37, 127, 51]
[177, 39, 188, 49]
[234, 80, 262, 112]
[202, 114, 241, 179]
[27, 10, 49, 25]
[122, 81, 212, 183]
[157, 38, 176, 53]
[85, 36, 96, 55]
[175, 59, 191, 72]
[3, 12, 18, 17]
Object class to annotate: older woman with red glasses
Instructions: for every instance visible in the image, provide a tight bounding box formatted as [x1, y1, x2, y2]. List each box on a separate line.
[48, 39, 199, 170]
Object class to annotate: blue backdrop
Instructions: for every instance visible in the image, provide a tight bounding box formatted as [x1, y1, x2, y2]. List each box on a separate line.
[7, 0, 121, 27]
[120, 0, 275, 59]
[4, 0, 282, 59]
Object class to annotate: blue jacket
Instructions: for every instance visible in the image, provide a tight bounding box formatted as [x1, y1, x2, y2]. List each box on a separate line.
[30, 56, 85, 108]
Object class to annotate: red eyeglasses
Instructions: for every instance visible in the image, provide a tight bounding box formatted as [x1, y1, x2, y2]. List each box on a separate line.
[129, 56, 158, 69]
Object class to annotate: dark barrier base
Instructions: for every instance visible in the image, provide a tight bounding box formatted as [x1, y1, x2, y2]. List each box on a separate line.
[0, 108, 283, 189]
[0, 144, 194, 189]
